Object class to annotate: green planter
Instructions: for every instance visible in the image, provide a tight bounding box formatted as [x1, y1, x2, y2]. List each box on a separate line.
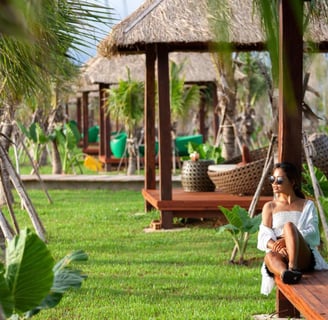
[88, 125, 99, 143]
[110, 132, 127, 158]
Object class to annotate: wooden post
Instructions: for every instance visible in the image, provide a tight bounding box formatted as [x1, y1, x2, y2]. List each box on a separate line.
[278, 0, 303, 174]
[99, 84, 105, 157]
[276, 289, 300, 318]
[99, 83, 111, 171]
[82, 91, 89, 152]
[104, 105, 112, 172]
[156, 44, 173, 228]
[145, 46, 157, 211]
[76, 97, 82, 136]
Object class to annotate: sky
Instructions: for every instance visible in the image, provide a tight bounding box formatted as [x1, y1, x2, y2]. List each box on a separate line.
[74, 0, 144, 64]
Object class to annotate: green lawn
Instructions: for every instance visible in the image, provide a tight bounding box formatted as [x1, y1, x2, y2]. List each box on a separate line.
[5, 189, 276, 319]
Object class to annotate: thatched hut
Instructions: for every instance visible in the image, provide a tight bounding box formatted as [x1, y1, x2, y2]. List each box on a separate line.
[97, 0, 328, 228]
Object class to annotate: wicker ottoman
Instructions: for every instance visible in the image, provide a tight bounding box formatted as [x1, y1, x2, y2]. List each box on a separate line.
[181, 160, 216, 192]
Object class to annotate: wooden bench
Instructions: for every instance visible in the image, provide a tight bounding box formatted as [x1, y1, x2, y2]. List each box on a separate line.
[142, 188, 272, 228]
[275, 271, 328, 319]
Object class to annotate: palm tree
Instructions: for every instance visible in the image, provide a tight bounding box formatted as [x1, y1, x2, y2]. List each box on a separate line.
[0, 1, 113, 176]
[169, 60, 200, 168]
[106, 68, 145, 175]
[0, 1, 114, 215]
[169, 60, 201, 127]
[211, 51, 238, 160]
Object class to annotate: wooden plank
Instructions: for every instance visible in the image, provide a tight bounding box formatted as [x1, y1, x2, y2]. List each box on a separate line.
[76, 97, 82, 134]
[275, 271, 328, 319]
[145, 46, 157, 192]
[99, 84, 105, 156]
[276, 288, 300, 318]
[82, 91, 89, 150]
[142, 188, 271, 212]
[157, 44, 172, 201]
[156, 44, 172, 228]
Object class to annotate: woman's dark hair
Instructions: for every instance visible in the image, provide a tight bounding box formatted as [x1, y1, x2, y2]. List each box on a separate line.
[273, 162, 305, 199]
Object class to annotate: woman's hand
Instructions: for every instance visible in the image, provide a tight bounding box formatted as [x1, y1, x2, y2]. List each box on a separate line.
[272, 238, 288, 257]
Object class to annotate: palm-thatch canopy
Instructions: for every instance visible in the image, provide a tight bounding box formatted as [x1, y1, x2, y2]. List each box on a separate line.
[169, 52, 217, 83]
[83, 51, 217, 85]
[98, 0, 264, 56]
[98, 0, 328, 58]
[83, 54, 146, 84]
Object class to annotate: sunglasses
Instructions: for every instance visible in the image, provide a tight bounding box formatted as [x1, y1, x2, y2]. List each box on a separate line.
[269, 176, 284, 185]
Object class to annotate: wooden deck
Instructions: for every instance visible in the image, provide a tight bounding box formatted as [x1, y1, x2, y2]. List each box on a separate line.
[142, 188, 272, 228]
[275, 271, 328, 319]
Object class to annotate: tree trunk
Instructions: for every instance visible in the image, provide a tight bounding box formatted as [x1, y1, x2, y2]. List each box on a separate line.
[212, 52, 238, 161]
[0, 122, 14, 206]
[127, 138, 137, 175]
[51, 140, 62, 174]
[39, 146, 48, 166]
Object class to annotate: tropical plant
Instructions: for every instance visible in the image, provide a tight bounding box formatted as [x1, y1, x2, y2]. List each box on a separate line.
[106, 68, 144, 138]
[302, 163, 328, 250]
[50, 121, 84, 174]
[106, 68, 144, 175]
[0, 0, 112, 100]
[302, 164, 328, 198]
[0, 228, 54, 318]
[0, 1, 113, 179]
[217, 205, 262, 265]
[169, 60, 200, 124]
[0, 228, 87, 319]
[25, 250, 88, 318]
[186, 141, 225, 164]
[17, 122, 50, 172]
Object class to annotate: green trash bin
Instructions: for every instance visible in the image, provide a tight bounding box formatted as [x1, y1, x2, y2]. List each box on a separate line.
[88, 125, 99, 143]
[110, 132, 127, 158]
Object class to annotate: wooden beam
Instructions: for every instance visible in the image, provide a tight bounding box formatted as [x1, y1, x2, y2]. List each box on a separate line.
[145, 45, 157, 196]
[82, 91, 89, 151]
[76, 97, 82, 135]
[99, 84, 105, 156]
[156, 44, 173, 228]
[99, 83, 111, 171]
[278, 0, 303, 174]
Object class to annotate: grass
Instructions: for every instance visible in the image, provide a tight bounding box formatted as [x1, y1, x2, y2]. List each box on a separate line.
[4, 189, 276, 319]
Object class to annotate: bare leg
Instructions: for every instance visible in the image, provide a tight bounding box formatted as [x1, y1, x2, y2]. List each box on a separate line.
[264, 251, 287, 277]
[283, 222, 312, 271]
[264, 222, 312, 284]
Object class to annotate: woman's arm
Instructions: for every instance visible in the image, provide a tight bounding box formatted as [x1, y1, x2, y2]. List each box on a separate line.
[257, 201, 276, 251]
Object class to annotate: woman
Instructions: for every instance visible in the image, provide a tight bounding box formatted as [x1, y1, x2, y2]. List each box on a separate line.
[257, 162, 328, 295]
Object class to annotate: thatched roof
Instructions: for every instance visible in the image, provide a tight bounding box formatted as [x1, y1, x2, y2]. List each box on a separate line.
[83, 51, 217, 85]
[98, 0, 328, 58]
[84, 54, 145, 84]
[169, 52, 217, 83]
